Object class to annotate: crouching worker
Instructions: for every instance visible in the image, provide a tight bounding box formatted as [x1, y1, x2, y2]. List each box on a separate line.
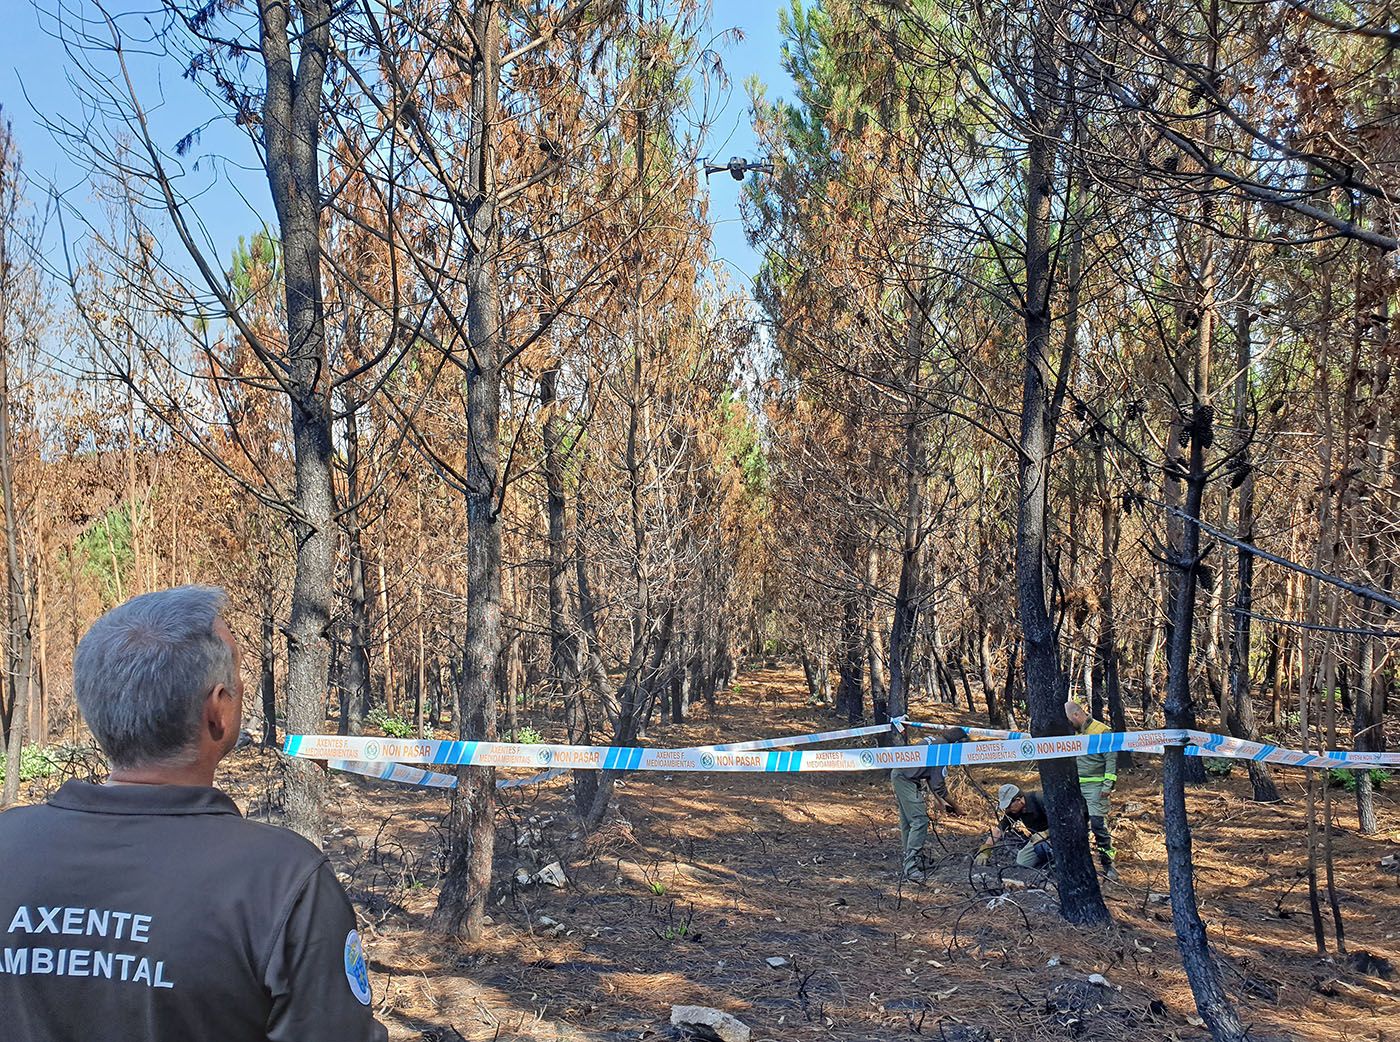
[891, 727, 967, 883]
[975, 783, 1052, 869]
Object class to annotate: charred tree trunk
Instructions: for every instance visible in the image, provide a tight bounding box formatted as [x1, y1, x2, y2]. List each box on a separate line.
[260, 568, 278, 747]
[541, 364, 585, 748]
[1164, 125, 1248, 1026]
[867, 547, 889, 724]
[980, 630, 1008, 729]
[427, 655, 443, 730]
[574, 499, 612, 750]
[586, 604, 675, 826]
[1091, 424, 1130, 767]
[341, 402, 373, 736]
[259, 0, 335, 844]
[837, 590, 864, 723]
[1225, 282, 1279, 803]
[888, 288, 928, 724]
[1353, 272, 1392, 834]
[434, 0, 502, 940]
[1015, 14, 1107, 923]
[1163, 403, 1248, 1042]
[670, 648, 686, 725]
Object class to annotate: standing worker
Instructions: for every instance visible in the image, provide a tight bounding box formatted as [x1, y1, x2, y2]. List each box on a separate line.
[891, 727, 967, 883]
[1065, 700, 1119, 881]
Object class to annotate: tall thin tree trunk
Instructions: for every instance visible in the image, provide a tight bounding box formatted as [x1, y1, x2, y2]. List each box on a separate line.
[867, 545, 889, 724]
[259, 0, 335, 845]
[0, 126, 33, 804]
[0, 290, 31, 807]
[377, 555, 393, 714]
[1301, 264, 1340, 954]
[837, 585, 864, 723]
[888, 287, 928, 725]
[541, 362, 584, 751]
[31, 506, 47, 744]
[1015, 7, 1107, 924]
[434, 0, 503, 940]
[342, 403, 373, 735]
[1353, 269, 1392, 833]
[1164, 401, 1248, 1042]
[1091, 426, 1129, 759]
[1226, 270, 1279, 802]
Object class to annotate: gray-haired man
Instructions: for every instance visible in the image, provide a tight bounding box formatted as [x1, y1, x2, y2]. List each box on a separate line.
[0, 586, 387, 1042]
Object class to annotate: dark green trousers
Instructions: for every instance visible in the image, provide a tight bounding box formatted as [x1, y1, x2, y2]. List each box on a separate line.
[892, 773, 928, 875]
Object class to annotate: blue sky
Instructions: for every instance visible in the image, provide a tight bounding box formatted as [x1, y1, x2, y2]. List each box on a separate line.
[0, 0, 793, 292]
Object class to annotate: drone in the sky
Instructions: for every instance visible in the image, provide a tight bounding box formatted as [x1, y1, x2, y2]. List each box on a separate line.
[702, 156, 774, 181]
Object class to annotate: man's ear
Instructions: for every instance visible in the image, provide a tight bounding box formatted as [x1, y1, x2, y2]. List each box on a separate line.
[205, 685, 232, 744]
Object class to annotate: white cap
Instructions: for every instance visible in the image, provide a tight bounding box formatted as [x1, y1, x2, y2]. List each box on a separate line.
[998, 783, 1021, 812]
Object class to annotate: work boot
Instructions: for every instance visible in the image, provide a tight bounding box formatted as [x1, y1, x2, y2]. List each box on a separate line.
[903, 867, 929, 884]
[1100, 856, 1119, 883]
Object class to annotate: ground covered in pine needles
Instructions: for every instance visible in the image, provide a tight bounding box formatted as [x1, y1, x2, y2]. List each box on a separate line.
[25, 666, 1400, 1041]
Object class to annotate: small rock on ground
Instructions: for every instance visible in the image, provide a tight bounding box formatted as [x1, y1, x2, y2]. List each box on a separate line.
[670, 1004, 751, 1042]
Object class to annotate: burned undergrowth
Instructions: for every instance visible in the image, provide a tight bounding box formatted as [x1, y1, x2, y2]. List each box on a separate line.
[210, 667, 1399, 1042]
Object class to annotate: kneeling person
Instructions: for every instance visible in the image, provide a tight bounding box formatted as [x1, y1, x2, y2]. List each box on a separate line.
[980, 783, 1052, 869]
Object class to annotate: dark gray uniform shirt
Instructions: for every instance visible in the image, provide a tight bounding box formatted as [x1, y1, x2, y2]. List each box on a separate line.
[0, 780, 388, 1042]
[891, 734, 956, 803]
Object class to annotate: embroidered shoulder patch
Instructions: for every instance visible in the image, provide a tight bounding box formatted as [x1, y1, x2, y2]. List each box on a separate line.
[344, 929, 372, 1005]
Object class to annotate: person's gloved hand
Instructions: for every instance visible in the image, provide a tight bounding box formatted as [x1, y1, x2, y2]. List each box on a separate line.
[972, 845, 992, 866]
[943, 801, 962, 816]
[1102, 775, 1116, 794]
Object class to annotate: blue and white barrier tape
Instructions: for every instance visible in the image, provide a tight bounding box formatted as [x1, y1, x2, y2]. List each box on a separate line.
[694, 721, 896, 752]
[328, 722, 902, 791]
[961, 725, 1030, 740]
[289, 727, 1399, 773]
[329, 759, 459, 789]
[328, 759, 569, 791]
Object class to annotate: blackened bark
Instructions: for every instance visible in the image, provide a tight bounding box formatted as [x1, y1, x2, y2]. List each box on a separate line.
[1226, 290, 1279, 803]
[802, 648, 819, 702]
[585, 603, 674, 825]
[260, 574, 277, 747]
[669, 666, 684, 724]
[979, 626, 1007, 728]
[837, 592, 864, 723]
[1164, 405, 1248, 1042]
[258, 0, 334, 844]
[1002, 641, 1021, 730]
[1353, 279, 1391, 834]
[1091, 426, 1130, 767]
[888, 288, 928, 725]
[574, 489, 611, 822]
[341, 403, 373, 736]
[428, 655, 442, 730]
[434, 0, 502, 940]
[540, 367, 580, 721]
[887, 533, 919, 718]
[867, 546, 889, 724]
[1015, 2, 1107, 924]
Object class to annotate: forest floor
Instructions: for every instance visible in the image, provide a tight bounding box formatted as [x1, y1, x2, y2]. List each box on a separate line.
[28, 665, 1400, 1041]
